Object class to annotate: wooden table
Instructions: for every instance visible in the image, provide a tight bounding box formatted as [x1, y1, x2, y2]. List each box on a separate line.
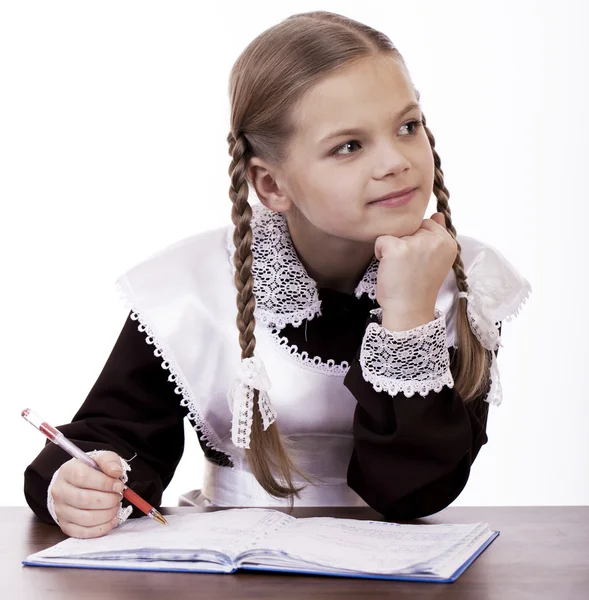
[4, 506, 589, 599]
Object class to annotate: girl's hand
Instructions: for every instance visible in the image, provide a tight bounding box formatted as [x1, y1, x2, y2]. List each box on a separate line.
[50, 450, 126, 539]
[374, 212, 457, 324]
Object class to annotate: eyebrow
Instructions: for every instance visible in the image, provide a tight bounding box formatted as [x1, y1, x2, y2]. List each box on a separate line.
[318, 102, 421, 145]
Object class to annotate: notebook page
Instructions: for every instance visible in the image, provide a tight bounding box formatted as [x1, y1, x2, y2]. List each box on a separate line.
[30, 508, 295, 563]
[406, 523, 496, 579]
[239, 517, 483, 575]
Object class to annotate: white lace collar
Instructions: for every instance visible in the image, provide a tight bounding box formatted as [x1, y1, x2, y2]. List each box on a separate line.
[226, 202, 379, 330]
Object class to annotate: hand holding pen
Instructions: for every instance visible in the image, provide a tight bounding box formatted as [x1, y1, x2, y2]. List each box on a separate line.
[22, 409, 167, 539]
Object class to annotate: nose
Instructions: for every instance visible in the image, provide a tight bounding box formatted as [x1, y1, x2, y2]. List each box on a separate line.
[372, 139, 412, 179]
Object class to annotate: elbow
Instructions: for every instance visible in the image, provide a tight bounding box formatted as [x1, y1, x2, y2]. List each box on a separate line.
[349, 454, 472, 521]
[381, 470, 469, 521]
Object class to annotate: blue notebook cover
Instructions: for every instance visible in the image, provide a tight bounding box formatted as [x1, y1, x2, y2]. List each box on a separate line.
[22, 530, 499, 583]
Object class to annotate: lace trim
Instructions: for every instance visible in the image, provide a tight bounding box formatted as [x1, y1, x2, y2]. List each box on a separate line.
[223, 203, 531, 367]
[354, 257, 379, 300]
[370, 306, 503, 404]
[359, 308, 454, 397]
[115, 283, 233, 466]
[227, 356, 277, 449]
[47, 450, 133, 527]
[224, 203, 379, 328]
[484, 352, 503, 406]
[261, 325, 351, 377]
[489, 269, 532, 324]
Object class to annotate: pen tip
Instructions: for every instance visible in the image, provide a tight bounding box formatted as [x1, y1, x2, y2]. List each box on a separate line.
[154, 511, 168, 525]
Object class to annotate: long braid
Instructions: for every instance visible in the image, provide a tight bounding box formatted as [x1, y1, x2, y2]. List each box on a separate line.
[227, 131, 256, 360]
[421, 115, 491, 401]
[227, 130, 311, 498]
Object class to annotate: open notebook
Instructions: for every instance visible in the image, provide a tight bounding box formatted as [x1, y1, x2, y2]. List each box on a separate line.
[23, 508, 499, 583]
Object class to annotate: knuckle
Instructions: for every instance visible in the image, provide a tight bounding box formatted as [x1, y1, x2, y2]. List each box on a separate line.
[76, 510, 94, 527]
[97, 451, 119, 466]
[72, 487, 90, 509]
[59, 460, 75, 479]
[68, 468, 86, 488]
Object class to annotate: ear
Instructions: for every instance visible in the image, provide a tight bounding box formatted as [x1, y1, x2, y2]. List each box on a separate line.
[247, 157, 293, 213]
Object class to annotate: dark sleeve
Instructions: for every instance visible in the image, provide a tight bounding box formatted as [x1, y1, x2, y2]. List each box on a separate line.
[345, 320, 502, 521]
[23, 312, 190, 524]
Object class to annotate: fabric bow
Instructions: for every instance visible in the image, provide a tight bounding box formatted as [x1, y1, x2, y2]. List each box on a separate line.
[227, 356, 277, 449]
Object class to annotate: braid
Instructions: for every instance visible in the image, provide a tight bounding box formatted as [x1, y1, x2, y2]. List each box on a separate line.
[227, 130, 312, 499]
[421, 115, 491, 401]
[227, 131, 256, 360]
[420, 115, 467, 292]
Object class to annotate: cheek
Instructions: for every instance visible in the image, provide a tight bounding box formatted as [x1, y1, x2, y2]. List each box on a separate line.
[418, 139, 435, 183]
[297, 167, 358, 209]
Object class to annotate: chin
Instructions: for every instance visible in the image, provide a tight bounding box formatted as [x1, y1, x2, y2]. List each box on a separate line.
[373, 213, 425, 238]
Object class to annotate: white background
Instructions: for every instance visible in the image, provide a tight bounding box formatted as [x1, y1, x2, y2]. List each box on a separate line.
[1, 0, 587, 509]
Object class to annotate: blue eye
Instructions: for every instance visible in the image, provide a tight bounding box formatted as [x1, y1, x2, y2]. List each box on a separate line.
[330, 119, 424, 157]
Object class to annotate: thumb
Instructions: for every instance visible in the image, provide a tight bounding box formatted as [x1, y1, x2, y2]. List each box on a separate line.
[93, 450, 125, 478]
[374, 235, 393, 261]
[430, 212, 447, 228]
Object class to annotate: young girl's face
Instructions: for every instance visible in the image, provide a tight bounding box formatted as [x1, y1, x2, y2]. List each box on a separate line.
[279, 54, 435, 243]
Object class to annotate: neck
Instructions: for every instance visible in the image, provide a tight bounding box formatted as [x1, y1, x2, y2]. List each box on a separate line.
[284, 209, 375, 295]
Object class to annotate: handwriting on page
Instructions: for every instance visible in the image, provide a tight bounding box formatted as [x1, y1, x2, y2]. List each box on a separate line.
[255, 518, 482, 574]
[35, 509, 295, 561]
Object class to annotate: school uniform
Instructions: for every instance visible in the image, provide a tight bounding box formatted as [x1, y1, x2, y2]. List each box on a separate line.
[24, 202, 531, 526]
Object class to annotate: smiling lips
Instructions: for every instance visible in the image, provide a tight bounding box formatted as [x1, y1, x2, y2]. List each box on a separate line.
[370, 187, 417, 207]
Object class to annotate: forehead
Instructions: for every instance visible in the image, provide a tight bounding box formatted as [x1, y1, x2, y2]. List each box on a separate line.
[292, 55, 416, 144]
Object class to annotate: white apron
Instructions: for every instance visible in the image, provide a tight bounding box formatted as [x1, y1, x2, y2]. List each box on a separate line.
[114, 203, 531, 507]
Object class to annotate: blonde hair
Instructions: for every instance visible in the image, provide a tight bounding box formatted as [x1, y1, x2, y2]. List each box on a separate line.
[227, 10, 490, 500]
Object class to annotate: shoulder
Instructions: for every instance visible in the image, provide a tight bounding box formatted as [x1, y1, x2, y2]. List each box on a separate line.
[455, 233, 532, 324]
[115, 223, 236, 313]
[136, 224, 231, 268]
[120, 223, 232, 278]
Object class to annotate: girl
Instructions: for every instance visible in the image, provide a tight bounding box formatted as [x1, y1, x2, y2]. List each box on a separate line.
[24, 10, 531, 539]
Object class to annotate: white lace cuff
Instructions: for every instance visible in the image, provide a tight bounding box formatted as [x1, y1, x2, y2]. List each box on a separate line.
[360, 308, 454, 397]
[47, 450, 133, 528]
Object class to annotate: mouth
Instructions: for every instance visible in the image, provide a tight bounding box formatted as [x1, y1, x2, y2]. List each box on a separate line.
[369, 187, 418, 207]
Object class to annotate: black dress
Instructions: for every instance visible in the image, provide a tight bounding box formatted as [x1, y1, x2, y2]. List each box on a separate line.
[24, 286, 499, 524]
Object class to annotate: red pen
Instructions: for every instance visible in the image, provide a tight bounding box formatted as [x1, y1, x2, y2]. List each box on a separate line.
[22, 408, 167, 525]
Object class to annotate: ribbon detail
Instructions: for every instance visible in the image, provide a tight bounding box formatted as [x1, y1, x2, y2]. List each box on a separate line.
[227, 356, 277, 449]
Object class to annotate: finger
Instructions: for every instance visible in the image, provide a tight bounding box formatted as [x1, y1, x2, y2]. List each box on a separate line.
[56, 503, 119, 529]
[419, 217, 451, 239]
[54, 479, 123, 510]
[92, 451, 126, 478]
[430, 212, 447, 228]
[61, 461, 124, 494]
[59, 518, 118, 539]
[421, 214, 445, 230]
[374, 235, 405, 260]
